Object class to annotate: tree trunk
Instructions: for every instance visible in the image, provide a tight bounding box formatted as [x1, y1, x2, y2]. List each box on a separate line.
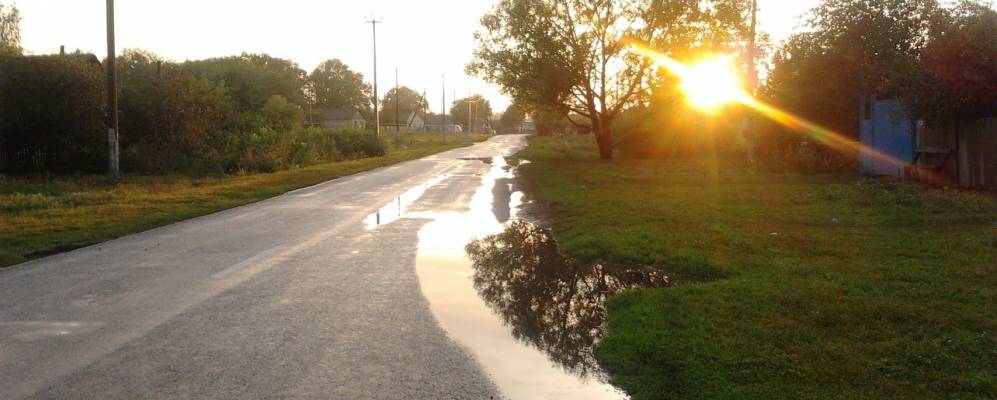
[594, 127, 613, 160]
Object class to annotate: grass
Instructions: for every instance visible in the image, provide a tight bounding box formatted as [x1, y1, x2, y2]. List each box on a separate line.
[0, 133, 488, 267]
[517, 134, 997, 400]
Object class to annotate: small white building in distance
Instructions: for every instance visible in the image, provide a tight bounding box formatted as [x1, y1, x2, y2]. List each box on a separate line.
[313, 108, 366, 130]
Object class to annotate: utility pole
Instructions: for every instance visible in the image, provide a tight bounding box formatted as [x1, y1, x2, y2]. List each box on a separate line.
[106, 0, 119, 179]
[441, 75, 446, 144]
[422, 89, 428, 132]
[748, 0, 758, 94]
[744, 0, 758, 163]
[395, 67, 400, 133]
[366, 17, 381, 137]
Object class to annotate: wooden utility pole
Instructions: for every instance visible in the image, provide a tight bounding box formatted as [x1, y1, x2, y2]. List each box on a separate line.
[441, 75, 446, 144]
[106, 0, 119, 178]
[366, 17, 381, 137]
[748, 0, 758, 93]
[395, 68, 400, 133]
[745, 0, 758, 163]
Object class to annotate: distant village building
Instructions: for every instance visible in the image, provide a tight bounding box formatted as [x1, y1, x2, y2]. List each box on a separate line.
[380, 111, 425, 133]
[312, 108, 366, 130]
[424, 115, 464, 133]
[519, 120, 536, 134]
[859, 95, 996, 189]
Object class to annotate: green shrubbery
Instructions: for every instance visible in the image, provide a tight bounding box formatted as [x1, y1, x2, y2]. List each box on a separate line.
[0, 55, 106, 172]
[0, 50, 382, 175]
[229, 128, 384, 173]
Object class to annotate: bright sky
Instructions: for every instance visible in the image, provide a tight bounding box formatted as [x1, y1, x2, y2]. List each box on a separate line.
[17, 0, 821, 112]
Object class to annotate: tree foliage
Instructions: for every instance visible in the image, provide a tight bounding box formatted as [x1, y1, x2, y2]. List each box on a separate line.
[262, 95, 305, 133]
[115, 49, 229, 172]
[308, 59, 371, 115]
[900, 0, 997, 121]
[0, 55, 105, 172]
[469, 0, 751, 158]
[185, 53, 307, 113]
[499, 103, 527, 133]
[1, 46, 383, 174]
[450, 94, 493, 130]
[0, 1, 20, 56]
[380, 86, 427, 123]
[762, 0, 996, 158]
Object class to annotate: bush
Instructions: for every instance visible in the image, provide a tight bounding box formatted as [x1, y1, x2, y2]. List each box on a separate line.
[0, 55, 105, 173]
[117, 50, 229, 173]
[230, 128, 384, 173]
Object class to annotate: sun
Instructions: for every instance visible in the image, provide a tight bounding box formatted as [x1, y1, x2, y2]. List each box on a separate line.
[627, 44, 748, 112]
[676, 56, 746, 111]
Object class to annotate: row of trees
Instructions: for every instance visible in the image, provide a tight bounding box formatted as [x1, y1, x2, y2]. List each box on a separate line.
[0, 0, 399, 174]
[0, 46, 386, 173]
[762, 0, 996, 146]
[471, 0, 996, 164]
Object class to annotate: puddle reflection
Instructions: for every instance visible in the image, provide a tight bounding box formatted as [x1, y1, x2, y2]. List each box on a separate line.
[384, 154, 666, 399]
[466, 221, 672, 377]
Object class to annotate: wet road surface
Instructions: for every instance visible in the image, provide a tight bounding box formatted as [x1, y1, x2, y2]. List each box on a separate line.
[1, 136, 525, 399]
[2, 134, 666, 399]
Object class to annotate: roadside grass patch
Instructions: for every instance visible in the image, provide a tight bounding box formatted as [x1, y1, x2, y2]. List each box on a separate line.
[1, 133, 488, 267]
[517, 134, 997, 400]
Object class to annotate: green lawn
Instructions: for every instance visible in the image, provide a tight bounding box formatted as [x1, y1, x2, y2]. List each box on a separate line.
[1, 133, 487, 267]
[517, 134, 996, 400]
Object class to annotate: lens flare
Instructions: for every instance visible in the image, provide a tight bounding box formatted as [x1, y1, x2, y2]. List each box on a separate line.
[628, 43, 914, 173]
[678, 56, 746, 111]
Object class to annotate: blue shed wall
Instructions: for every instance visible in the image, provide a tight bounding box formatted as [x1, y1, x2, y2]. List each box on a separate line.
[859, 97, 915, 177]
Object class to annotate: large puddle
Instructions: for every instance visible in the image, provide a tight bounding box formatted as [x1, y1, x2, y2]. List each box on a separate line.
[366, 156, 670, 399]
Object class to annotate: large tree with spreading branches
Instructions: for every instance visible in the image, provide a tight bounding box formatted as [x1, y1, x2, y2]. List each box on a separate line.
[469, 0, 751, 159]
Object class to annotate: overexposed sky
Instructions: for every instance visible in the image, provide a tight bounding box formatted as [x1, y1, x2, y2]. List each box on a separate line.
[17, 0, 821, 112]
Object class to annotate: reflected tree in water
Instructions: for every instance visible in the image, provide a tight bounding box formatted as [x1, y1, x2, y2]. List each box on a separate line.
[466, 221, 671, 378]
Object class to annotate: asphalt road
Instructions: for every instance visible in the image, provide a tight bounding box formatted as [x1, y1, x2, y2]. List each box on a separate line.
[0, 135, 528, 400]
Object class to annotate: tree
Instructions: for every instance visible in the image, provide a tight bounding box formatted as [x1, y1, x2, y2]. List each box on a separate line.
[262, 95, 305, 132]
[185, 53, 306, 112]
[117, 49, 230, 172]
[0, 1, 19, 56]
[763, 0, 943, 140]
[469, 0, 750, 159]
[899, 0, 997, 121]
[499, 103, 526, 133]
[380, 86, 427, 123]
[308, 59, 371, 114]
[0, 56, 105, 172]
[450, 94, 493, 130]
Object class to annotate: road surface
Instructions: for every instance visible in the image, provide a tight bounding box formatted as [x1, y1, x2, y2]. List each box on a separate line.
[1, 135, 528, 399]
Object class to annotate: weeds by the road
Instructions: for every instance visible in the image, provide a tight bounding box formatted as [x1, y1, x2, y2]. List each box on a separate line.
[517, 134, 997, 400]
[0, 133, 487, 267]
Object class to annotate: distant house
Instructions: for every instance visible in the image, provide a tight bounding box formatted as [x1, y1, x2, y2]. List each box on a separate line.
[313, 109, 366, 130]
[14, 49, 101, 65]
[424, 115, 464, 133]
[859, 95, 996, 189]
[380, 111, 425, 133]
[519, 120, 536, 134]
